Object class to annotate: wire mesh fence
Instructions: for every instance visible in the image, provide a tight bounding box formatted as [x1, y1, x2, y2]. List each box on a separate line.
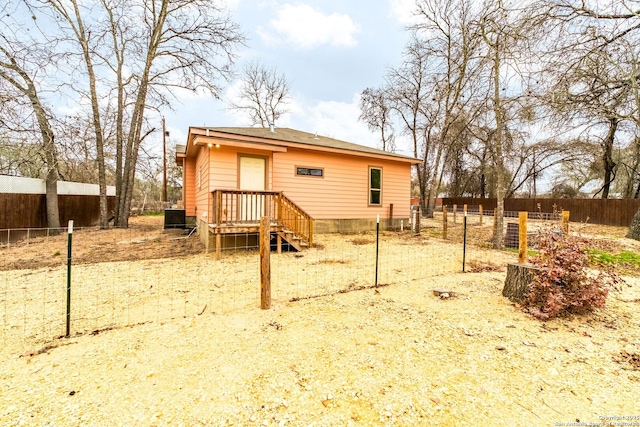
[0, 220, 507, 356]
[0, 210, 573, 356]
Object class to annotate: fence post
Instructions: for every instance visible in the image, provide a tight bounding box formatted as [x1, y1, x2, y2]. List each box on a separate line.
[479, 205, 483, 225]
[411, 205, 420, 236]
[260, 216, 271, 310]
[443, 205, 448, 240]
[518, 212, 527, 264]
[66, 220, 74, 338]
[463, 210, 467, 272]
[375, 215, 380, 287]
[561, 210, 570, 234]
[453, 204, 457, 224]
[388, 203, 394, 231]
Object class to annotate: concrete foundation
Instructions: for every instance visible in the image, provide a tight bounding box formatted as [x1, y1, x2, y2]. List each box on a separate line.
[195, 217, 410, 252]
[311, 218, 409, 234]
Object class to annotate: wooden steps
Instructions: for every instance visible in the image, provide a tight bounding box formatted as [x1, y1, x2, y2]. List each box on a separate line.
[274, 230, 308, 252]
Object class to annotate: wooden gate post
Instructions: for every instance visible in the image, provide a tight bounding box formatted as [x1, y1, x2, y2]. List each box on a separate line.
[453, 204, 457, 224]
[260, 216, 271, 309]
[479, 205, 483, 225]
[561, 210, 570, 234]
[443, 205, 448, 240]
[518, 212, 528, 264]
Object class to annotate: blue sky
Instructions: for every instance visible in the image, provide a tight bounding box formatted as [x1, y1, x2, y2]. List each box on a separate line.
[165, 0, 415, 155]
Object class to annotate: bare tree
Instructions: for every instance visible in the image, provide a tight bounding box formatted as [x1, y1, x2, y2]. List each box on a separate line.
[0, 21, 60, 229]
[36, 0, 245, 227]
[229, 61, 290, 128]
[472, 0, 550, 249]
[411, 0, 488, 215]
[543, 0, 640, 199]
[384, 38, 434, 216]
[359, 87, 396, 152]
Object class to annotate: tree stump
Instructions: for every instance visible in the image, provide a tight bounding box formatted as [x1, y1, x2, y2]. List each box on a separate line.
[503, 263, 540, 303]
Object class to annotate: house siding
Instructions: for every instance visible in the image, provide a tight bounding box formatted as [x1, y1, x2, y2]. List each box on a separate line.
[207, 146, 274, 191]
[194, 146, 210, 222]
[272, 148, 411, 220]
[191, 146, 276, 221]
[184, 157, 196, 217]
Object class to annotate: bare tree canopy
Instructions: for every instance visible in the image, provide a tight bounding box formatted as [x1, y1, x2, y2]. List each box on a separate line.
[1, 0, 245, 227]
[359, 87, 396, 152]
[229, 61, 291, 128]
[0, 12, 61, 229]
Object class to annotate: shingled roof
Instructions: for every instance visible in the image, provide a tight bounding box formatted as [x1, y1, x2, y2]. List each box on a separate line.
[196, 126, 419, 162]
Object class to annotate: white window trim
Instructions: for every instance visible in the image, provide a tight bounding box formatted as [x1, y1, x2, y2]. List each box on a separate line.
[369, 166, 382, 206]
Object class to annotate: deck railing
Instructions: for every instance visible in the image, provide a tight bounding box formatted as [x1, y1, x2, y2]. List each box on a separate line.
[210, 190, 313, 247]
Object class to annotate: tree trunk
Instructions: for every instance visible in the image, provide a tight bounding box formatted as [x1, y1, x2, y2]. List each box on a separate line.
[0, 53, 61, 230]
[627, 207, 640, 240]
[33, 92, 61, 230]
[602, 117, 618, 199]
[503, 263, 539, 302]
[69, 0, 108, 229]
[417, 163, 428, 217]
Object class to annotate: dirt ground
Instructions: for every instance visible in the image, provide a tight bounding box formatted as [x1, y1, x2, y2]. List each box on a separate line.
[0, 215, 203, 271]
[1, 216, 640, 426]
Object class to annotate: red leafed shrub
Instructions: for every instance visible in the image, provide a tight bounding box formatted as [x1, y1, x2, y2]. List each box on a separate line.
[523, 231, 620, 320]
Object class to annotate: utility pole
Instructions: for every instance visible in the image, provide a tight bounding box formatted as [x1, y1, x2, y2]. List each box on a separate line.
[162, 117, 168, 203]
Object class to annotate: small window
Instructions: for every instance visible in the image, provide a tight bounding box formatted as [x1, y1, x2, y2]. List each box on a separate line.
[369, 167, 382, 205]
[296, 166, 324, 177]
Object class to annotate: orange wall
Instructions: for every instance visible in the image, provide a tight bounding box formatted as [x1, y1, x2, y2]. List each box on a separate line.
[190, 144, 412, 222]
[184, 157, 196, 216]
[207, 146, 273, 190]
[193, 145, 274, 221]
[194, 146, 210, 222]
[272, 148, 411, 219]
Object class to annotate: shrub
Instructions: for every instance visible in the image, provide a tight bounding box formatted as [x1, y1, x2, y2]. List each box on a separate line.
[523, 231, 620, 320]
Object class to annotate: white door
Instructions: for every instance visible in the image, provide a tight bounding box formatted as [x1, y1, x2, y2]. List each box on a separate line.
[239, 156, 266, 191]
[239, 157, 266, 221]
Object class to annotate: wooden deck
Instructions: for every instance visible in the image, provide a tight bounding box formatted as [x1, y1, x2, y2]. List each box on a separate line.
[207, 190, 313, 257]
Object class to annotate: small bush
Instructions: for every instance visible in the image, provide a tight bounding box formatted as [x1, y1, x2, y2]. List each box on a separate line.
[523, 231, 621, 320]
[350, 237, 374, 245]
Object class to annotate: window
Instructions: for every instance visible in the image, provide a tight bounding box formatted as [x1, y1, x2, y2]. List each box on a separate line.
[369, 167, 382, 205]
[296, 166, 324, 177]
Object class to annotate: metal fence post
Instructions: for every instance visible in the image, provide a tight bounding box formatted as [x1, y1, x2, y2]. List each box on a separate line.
[66, 220, 74, 337]
[463, 210, 467, 272]
[375, 215, 380, 287]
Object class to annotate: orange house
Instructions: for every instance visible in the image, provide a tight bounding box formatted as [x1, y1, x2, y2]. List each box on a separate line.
[176, 126, 420, 252]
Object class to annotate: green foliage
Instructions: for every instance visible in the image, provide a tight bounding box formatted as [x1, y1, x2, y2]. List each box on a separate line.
[522, 232, 621, 320]
[588, 250, 640, 267]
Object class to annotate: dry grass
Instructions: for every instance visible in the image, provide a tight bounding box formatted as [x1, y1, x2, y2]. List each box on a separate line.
[1, 215, 639, 425]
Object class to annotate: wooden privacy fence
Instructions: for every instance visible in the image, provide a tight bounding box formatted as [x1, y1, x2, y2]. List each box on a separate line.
[443, 197, 640, 227]
[0, 194, 116, 229]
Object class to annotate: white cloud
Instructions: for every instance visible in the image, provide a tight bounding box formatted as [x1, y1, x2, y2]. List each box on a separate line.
[220, 0, 241, 12]
[389, 0, 419, 26]
[225, 87, 418, 154]
[257, 3, 360, 50]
